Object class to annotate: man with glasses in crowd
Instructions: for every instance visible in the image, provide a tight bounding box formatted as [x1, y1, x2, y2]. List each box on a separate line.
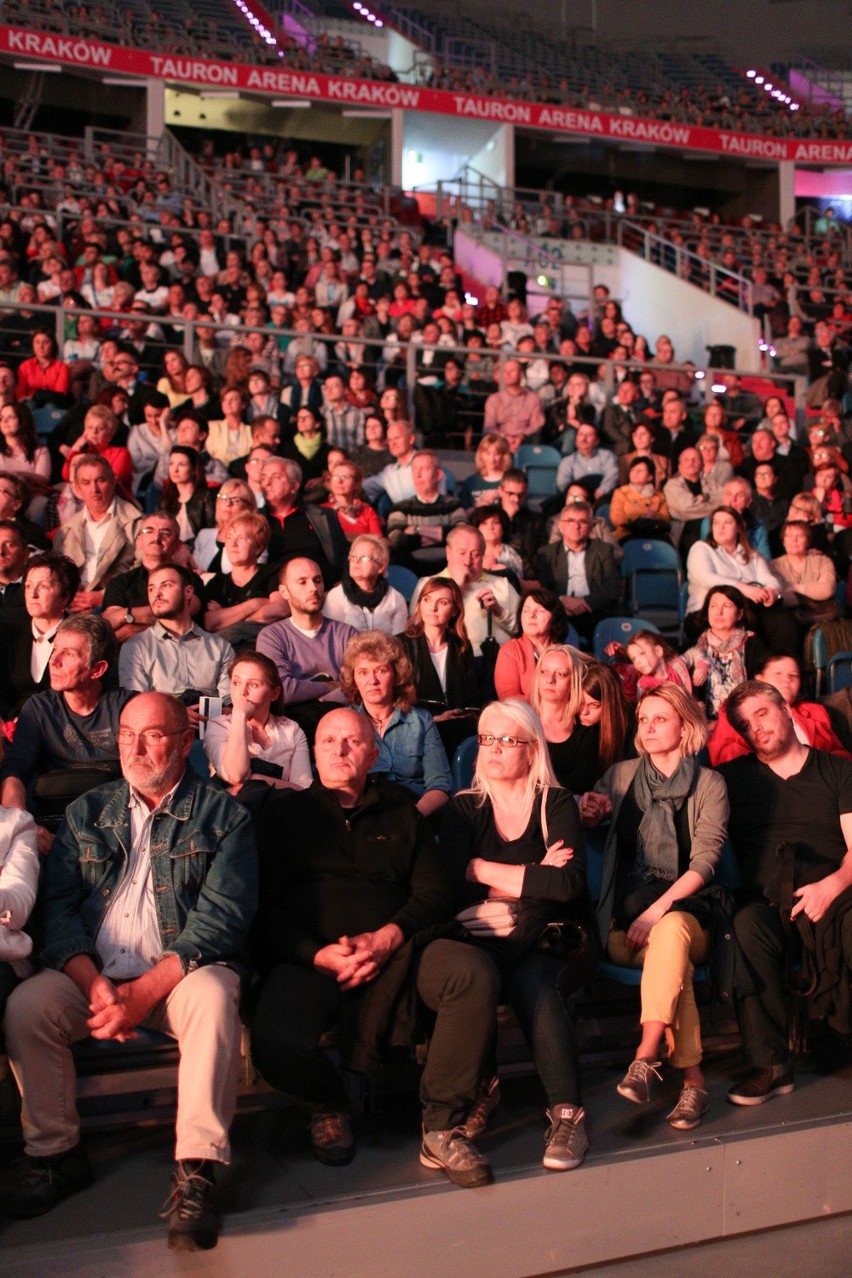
[3, 691, 257, 1251]
[535, 501, 620, 641]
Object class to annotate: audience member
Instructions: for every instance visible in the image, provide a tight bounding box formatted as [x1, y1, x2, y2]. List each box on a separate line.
[4, 691, 257, 1250]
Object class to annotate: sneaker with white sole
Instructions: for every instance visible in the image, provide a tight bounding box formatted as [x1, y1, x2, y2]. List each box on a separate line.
[667, 1085, 710, 1130]
[420, 1126, 494, 1188]
[727, 1066, 794, 1106]
[617, 1058, 663, 1105]
[542, 1105, 588, 1171]
[463, 1076, 500, 1140]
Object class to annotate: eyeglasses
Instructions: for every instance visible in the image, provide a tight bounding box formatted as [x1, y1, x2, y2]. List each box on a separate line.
[217, 494, 245, 504]
[477, 733, 531, 748]
[350, 554, 383, 566]
[117, 728, 185, 747]
[139, 526, 172, 538]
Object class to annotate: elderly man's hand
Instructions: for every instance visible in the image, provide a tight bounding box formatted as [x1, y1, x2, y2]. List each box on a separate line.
[335, 924, 404, 989]
[86, 975, 140, 1042]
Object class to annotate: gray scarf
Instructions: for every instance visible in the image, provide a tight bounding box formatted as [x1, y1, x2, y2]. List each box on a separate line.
[633, 753, 697, 879]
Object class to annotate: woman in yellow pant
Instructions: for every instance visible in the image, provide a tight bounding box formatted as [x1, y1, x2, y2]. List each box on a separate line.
[580, 684, 729, 1129]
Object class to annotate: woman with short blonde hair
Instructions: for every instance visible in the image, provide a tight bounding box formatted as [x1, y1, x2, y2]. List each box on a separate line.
[580, 685, 727, 1133]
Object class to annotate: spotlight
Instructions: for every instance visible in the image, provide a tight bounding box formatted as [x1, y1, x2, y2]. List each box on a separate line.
[754, 76, 764, 85]
[746, 69, 756, 78]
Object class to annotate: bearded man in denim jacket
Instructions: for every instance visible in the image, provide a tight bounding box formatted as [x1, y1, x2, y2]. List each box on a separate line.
[3, 691, 257, 1253]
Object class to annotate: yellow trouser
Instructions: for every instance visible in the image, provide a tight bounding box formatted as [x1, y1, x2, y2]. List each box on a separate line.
[607, 911, 710, 1069]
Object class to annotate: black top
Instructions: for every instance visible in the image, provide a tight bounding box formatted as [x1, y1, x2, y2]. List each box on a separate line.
[719, 748, 852, 897]
[205, 562, 280, 609]
[250, 777, 450, 972]
[102, 563, 208, 610]
[440, 788, 590, 945]
[0, 615, 57, 718]
[546, 723, 602, 794]
[400, 632, 479, 714]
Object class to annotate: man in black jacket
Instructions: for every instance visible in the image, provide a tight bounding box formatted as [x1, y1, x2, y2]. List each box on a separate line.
[249, 707, 494, 1188]
[535, 502, 621, 641]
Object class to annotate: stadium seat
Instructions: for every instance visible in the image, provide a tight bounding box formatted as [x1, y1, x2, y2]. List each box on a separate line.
[827, 651, 852, 694]
[514, 444, 561, 507]
[451, 735, 478, 792]
[31, 405, 65, 436]
[620, 539, 683, 634]
[386, 564, 419, 602]
[593, 617, 660, 660]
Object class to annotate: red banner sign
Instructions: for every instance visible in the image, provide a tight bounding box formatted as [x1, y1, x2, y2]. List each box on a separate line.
[2, 26, 851, 166]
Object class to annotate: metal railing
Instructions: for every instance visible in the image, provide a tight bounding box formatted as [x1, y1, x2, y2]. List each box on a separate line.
[615, 221, 754, 315]
[0, 297, 807, 441]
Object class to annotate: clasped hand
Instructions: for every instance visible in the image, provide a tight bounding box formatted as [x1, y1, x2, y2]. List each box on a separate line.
[86, 974, 144, 1042]
[314, 925, 402, 990]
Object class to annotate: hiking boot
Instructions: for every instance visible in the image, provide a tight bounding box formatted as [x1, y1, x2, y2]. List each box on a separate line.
[420, 1126, 494, 1188]
[727, 1066, 795, 1107]
[6, 1145, 93, 1219]
[543, 1104, 588, 1171]
[309, 1110, 354, 1165]
[463, 1076, 500, 1140]
[617, 1058, 663, 1105]
[160, 1160, 219, 1251]
[667, 1085, 710, 1131]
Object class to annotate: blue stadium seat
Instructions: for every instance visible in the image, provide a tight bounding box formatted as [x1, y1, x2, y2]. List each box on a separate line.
[31, 404, 65, 437]
[593, 617, 660, 660]
[620, 539, 683, 633]
[514, 444, 561, 507]
[827, 651, 852, 694]
[386, 564, 419, 602]
[451, 735, 478, 792]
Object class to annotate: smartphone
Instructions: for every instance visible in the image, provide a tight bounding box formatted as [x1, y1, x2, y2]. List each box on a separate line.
[197, 695, 223, 739]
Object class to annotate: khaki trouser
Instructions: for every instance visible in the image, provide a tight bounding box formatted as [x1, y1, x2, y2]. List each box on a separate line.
[4, 965, 242, 1162]
[608, 911, 709, 1069]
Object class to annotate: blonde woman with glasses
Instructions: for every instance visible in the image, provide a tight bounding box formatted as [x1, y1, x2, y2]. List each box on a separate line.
[440, 698, 598, 1172]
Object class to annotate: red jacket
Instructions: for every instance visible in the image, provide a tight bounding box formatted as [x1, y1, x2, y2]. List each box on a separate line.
[16, 358, 70, 402]
[709, 700, 852, 765]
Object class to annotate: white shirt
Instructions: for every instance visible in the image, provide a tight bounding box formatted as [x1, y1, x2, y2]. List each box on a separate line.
[82, 501, 118, 586]
[565, 547, 591, 598]
[97, 783, 178, 979]
[203, 714, 312, 789]
[428, 645, 449, 692]
[30, 620, 60, 684]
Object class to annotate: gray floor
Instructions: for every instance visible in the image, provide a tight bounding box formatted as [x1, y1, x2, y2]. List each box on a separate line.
[0, 1045, 850, 1275]
[569, 1214, 852, 1278]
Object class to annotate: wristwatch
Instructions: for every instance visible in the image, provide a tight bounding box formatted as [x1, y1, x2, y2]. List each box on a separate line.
[124, 608, 134, 626]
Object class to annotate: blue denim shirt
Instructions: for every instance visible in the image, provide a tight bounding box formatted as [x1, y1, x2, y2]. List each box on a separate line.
[39, 770, 258, 975]
[362, 705, 452, 798]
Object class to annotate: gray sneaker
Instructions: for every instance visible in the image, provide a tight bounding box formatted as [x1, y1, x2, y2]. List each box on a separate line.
[617, 1058, 663, 1105]
[420, 1127, 494, 1188]
[463, 1076, 500, 1140]
[667, 1085, 710, 1131]
[543, 1105, 588, 1171]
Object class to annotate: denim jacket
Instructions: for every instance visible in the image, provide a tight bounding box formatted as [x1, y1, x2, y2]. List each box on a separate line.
[38, 770, 258, 975]
[361, 705, 453, 798]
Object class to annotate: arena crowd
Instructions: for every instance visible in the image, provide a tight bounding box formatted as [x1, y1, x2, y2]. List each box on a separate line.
[0, 136, 850, 1254]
